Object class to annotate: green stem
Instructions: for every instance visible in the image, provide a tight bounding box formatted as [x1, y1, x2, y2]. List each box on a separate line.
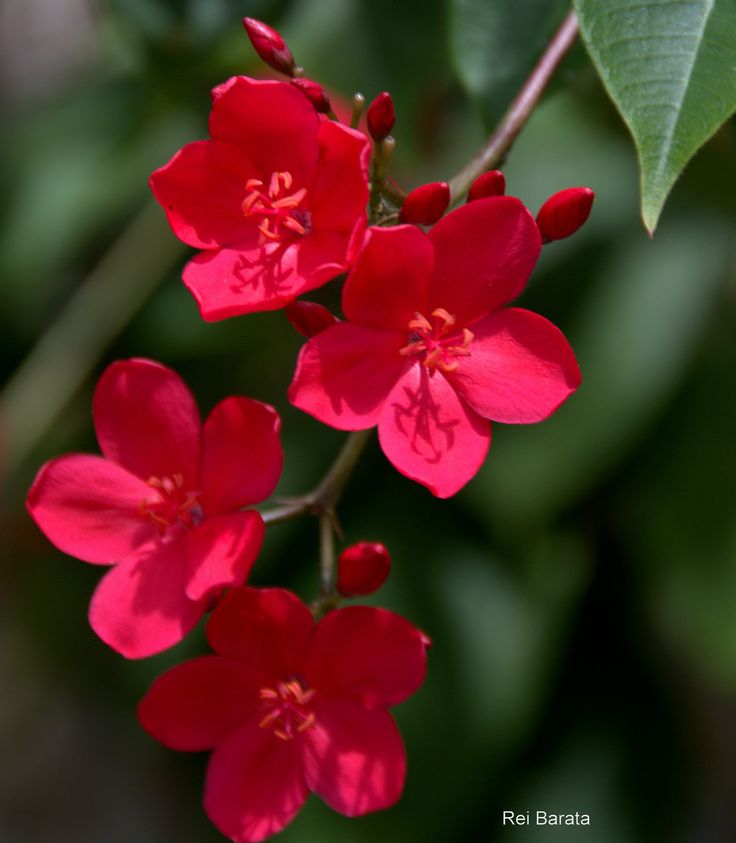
[448, 9, 579, 204]
[261, 429, 373, 526]
[319, 512, 336, 594]
[261, 429, 372, 612]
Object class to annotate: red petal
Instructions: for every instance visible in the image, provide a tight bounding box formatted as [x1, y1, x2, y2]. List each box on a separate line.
[310, 121, 370, 232]
[377, 363, 490, 498]
[428, 197, 541, 325]
[204, 718, 308, 843]
[209, 77, 320, 189]
[448, 308, 581, 423]
[185, 512, 265, 603]
[206, 587, 313, 677]
[182, 231, 350, 320]
[288, 323, 405, 429]
[93, 359, 201, 487]
[304, 606, 427, 707]
[139, 656, 269, 751]
[150, 140, 259, 250]
[302, 699, 405, 816]
[88, 533, 205, 658]
[26, 455, 155, 565]
[201, 397, 282, 514]
[342, 225, 432, 331]
[183, 243, 300, 319]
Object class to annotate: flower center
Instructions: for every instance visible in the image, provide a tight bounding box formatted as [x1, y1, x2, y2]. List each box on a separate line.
[241, 170, 311, 245]
[140, 473, 203, 533]
[399, 308, 473, 374]
[258, 677, 316, 741]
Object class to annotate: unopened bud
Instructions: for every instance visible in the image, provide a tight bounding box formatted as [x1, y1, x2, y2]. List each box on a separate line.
[367, 92, 395, 142]
[290, 78, 332, 114]
[536, 187, 594, 242]
[337, 542, 391, 597]
[467, 170, 505, 202]
[286, 300, 338, 338]
[399, 181, 450, 226]
[243, 17, 296, 77]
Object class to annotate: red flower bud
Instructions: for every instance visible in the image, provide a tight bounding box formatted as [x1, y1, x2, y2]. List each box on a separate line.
[290, 78, 332, 114]
[399, 182, 450, 226]
[467, 170, 505, 202]
[536, 187, 594, 242]
[242, 17, 296, 77]
[337, 542, 391, 597]
[366, 92, 395, 142]
[286, 300, 339, 338]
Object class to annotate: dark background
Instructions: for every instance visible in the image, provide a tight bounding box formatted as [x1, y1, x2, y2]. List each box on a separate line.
[2, 1, 736, 841]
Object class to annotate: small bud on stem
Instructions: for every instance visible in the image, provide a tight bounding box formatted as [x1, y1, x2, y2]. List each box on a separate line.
[286, 301, 339, 338]
[536, 187, 594, 242]
[367, 92, 396, 142]
[467, 170, 506, 202]
[399, 182, 451, 226]
[337, 542, 391, 597]
[243, 17, 297, 77]
[290, 78, 332, 114]
[350, 93, 366, 130]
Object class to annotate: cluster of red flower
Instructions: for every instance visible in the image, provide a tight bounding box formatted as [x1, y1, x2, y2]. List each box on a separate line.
[26, 16, 592, 843]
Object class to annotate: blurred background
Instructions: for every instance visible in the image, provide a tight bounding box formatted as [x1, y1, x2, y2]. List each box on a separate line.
[2, 1, 736, 841]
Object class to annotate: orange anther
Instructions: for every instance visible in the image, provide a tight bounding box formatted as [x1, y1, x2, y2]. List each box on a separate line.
[297, 712, 316, 732]
[399, 340, 427, 357]
[408, 312, 432, 333]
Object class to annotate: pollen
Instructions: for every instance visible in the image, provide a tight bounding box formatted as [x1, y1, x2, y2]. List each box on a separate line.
[399, 308, 473, 374]
[258, 677, 316, 741]
[241, 170, 311, 245]
[140, 473, 203, 533]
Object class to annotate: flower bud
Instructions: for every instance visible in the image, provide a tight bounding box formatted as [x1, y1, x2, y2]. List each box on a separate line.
[337, 541, 391, 597]
[536, 187, 594, 242]
[243, 17, 296, 77]
[399, 182, 450, 226]
[467, 170, 505, 202]
[290, 78, 332, 114]
[366, 92, 395, 142]
[286, 300, 338, 338]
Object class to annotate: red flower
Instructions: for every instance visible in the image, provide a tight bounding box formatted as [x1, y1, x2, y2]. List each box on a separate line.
[150, 76, 370, 321]
[26, 359, 282, 658]
[288, 197, 581, 497]
[139, 587, 429, 842]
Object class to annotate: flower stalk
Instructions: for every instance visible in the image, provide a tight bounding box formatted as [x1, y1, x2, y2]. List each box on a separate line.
[447, 9, 579, 204]
[261, 429, 373, 527]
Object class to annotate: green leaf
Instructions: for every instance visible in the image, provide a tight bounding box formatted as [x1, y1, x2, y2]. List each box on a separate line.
[574, 0, 736, 233]
[450, 0, 570, 125]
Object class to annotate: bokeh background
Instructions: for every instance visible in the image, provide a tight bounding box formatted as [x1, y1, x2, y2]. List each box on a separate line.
[2, 1, 736, 841]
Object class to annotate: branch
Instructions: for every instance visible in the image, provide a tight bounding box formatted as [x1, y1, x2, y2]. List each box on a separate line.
[261, 429, 373, 525]
[448, 9, 579, 203]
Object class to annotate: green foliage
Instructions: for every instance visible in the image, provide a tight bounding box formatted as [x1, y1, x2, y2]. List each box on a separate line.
[449, 0, 569, 125]
[575, 0, 736, 233]
[3, 1, 736, 841]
